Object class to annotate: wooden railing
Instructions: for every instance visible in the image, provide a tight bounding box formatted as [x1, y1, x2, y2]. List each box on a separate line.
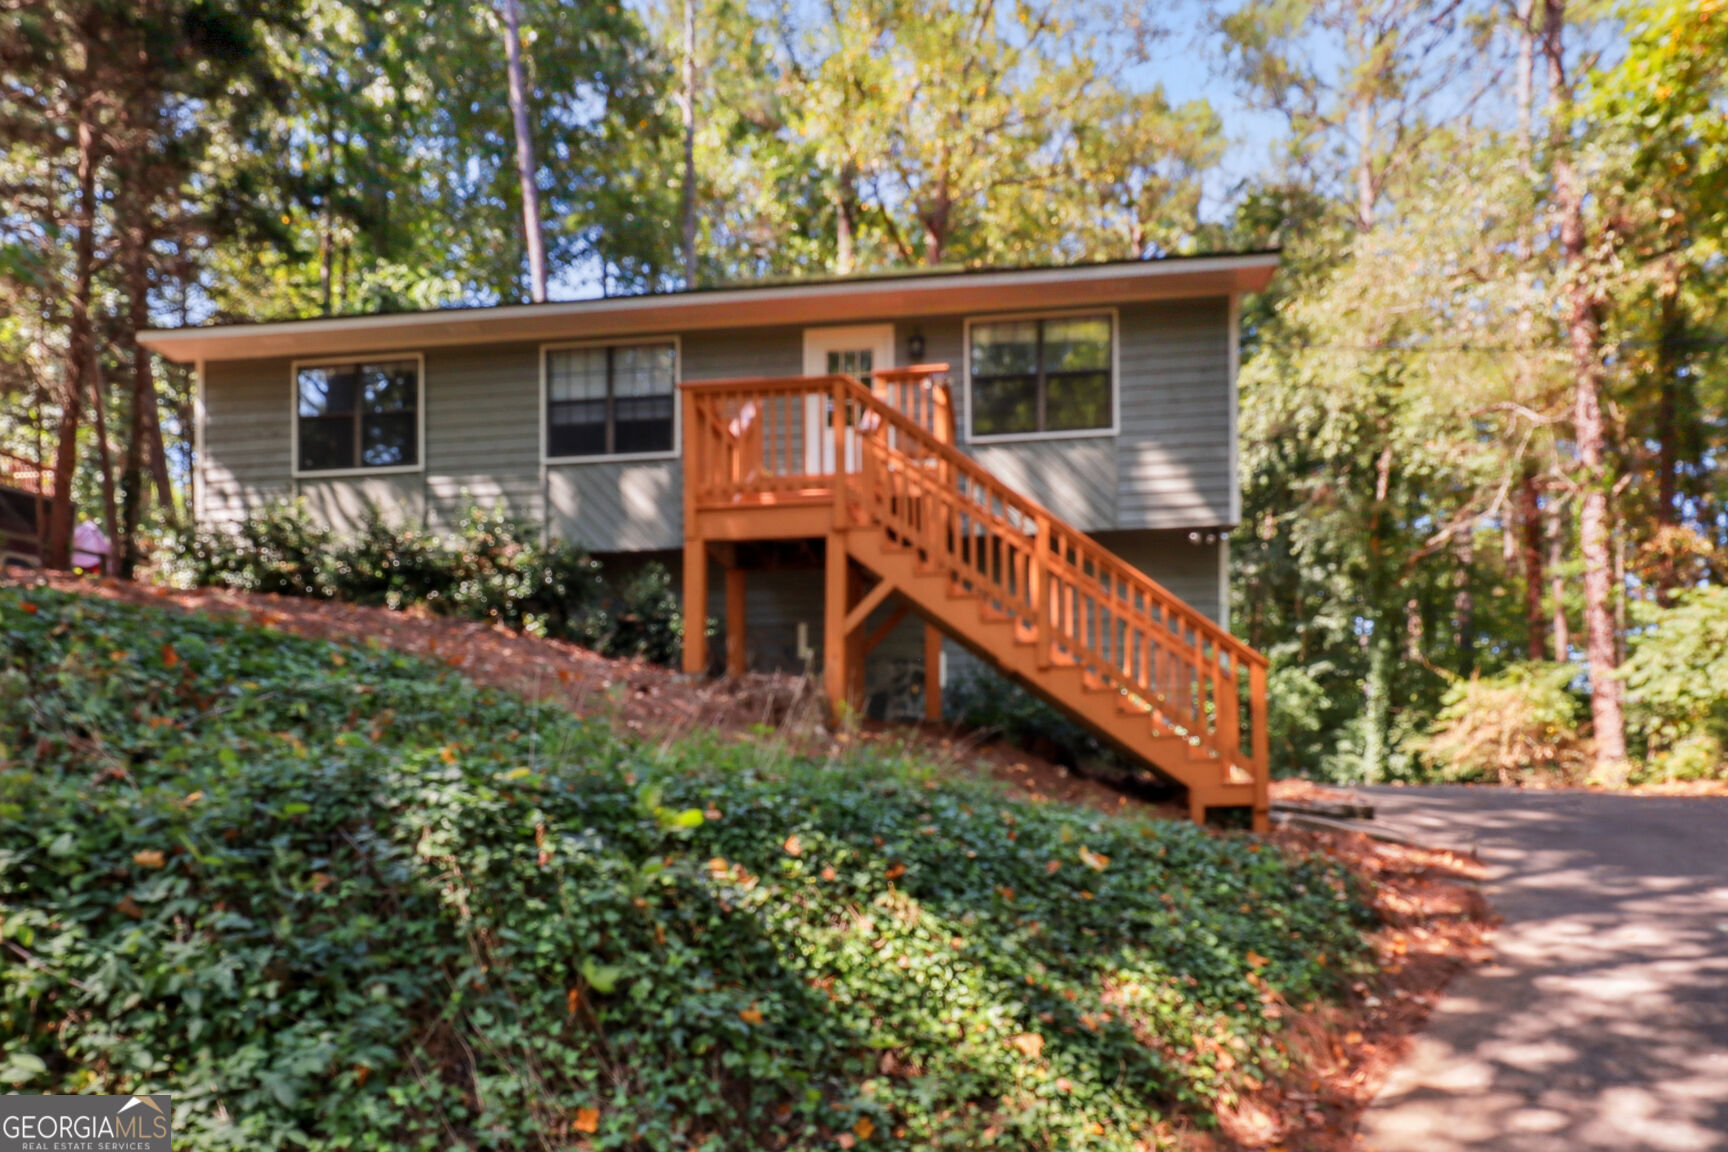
[0, 453, 53, 497]
[681, 370, 1269, 792]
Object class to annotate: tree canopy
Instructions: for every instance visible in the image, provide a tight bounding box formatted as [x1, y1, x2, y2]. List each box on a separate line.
[3, 0, 1726, 781]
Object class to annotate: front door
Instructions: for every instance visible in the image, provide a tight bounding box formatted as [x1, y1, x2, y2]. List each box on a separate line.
[802, 325, 895, 475]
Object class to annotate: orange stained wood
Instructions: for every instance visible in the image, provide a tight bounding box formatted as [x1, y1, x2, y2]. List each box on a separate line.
[679, 365, 1269, 833]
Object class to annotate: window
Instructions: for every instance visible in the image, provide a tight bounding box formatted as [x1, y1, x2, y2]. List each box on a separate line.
[296, 359, 419, 472]
[546, 342, 677, 458]
[969, 315, 1112, 438]
[824, 347, 875, 386]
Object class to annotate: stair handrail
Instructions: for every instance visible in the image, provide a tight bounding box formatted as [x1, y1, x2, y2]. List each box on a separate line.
[829, 374, 1268, 782]
[680, 371, 1270, 788]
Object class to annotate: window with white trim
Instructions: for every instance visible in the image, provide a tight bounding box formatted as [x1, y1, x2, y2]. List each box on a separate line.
[546, 342, 676, 458]
[969, 315, 1112, 437]
[296, 359, 419, 472]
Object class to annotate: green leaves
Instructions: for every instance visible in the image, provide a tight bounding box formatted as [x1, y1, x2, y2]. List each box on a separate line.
[579, 959, 625, 996]
[0, 586, 1372, 1151]
[0, 1053, 47, 1086]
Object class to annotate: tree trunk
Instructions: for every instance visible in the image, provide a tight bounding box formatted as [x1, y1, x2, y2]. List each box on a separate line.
[1654, 285, 1681, 531]
[90, 368, 121, 576]
[1515, 0, 1536, 167]
[1544, 0, 1625, 768]
[119, 234, 155, 577]
[46, 105, 100, 571]
[1361, 615, 1394, 782]
[835, 161, 858, 275]
[1354, 92, 1376, 230]
[679, 0, 698, 287]
[1361, 444, 1395, 781]
[1454, 528, 1475, 676]
[1519, 467, 1546, 659]
[1548, 497, 1569, 658]
[501, 0, 547, 302]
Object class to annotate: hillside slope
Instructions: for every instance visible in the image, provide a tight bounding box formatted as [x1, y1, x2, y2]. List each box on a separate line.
[0, 585, 1375, 1151]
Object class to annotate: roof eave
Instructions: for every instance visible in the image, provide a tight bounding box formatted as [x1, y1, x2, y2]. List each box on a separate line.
[139, 253, 1279, 364]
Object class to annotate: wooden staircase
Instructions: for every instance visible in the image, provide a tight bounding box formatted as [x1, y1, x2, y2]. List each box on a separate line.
[679, 368, 1270, 832]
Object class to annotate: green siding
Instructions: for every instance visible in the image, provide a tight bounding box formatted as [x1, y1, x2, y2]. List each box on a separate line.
[199, 301, 1238, 549]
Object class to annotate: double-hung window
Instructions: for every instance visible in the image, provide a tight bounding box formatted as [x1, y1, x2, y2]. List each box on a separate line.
[546, 342, 677, 458]
[969, 314, 1113, 438]
[295, 358, 420, 473]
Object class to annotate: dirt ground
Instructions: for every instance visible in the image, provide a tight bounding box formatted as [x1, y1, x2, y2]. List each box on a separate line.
[13, 573, 1497, 1149]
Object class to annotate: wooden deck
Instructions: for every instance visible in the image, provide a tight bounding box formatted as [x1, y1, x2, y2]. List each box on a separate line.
[679, 367, 1270, 831]
[0, 452, 53, 570]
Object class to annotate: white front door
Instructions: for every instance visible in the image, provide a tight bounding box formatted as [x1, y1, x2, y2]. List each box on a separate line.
[803, 325, 895, 474]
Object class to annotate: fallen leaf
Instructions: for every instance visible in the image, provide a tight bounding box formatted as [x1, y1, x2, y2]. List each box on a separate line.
[20, 602, 36, 615]
[1046, 860, 1062, 874]
[853, 1116, 875, 1140]
[884, 862, 906, 881]
[1246, 949, 1270, 968]
[836, 1135, 856, 1150]
[161, 644, 179, 668]
[567, 988, 581, 1016]
[116, 895, 143, 919]
[1078, 847, 1110, 871]
[739, 1006, 763, 1025]
[1344, 1031, 1364, 1045]
[573, 1107, 599, 1134]
[821, 866, 837, 881]
[133, 849, 166, 870]
[783, 834, 803, 857]
[310, 872, 334, 892]
[1009, 1032, 1044, 1058]
[354, 1065, 369, 1087]
[1088, 1122, 1105, 1136]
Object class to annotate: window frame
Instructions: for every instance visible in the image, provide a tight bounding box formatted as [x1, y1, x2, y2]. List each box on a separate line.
[962, 308, 1119, 444]
[540, 335, 682, 465]
[289, 352, 426, 479]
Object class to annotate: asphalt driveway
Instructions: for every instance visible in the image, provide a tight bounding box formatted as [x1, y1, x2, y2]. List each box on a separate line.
[1356, 786, 1728, 1151]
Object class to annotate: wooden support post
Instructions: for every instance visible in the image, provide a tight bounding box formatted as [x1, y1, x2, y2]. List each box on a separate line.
[1188, 790, 1207, 827]
[725, 564, 747, 677]
[1249, 659, 1271, 834]
[924, 623, 943, 722]
[682, 536, 708, 675]
[824, 531, 850, 721]
[846, 565, 867, 711]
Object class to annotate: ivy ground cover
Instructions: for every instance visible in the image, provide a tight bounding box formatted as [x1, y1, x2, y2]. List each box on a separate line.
[0, 585, 1373, 1150]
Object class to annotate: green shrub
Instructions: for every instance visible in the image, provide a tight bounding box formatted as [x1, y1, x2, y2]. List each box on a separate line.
[161, 500, 335, 597]
[1418, 662, 1586, 784]
[1622, 586, 1728, 776]
[159, 502, 695, 665]
[577, 561, 685, 666]
[942, 669, 1112, 768]
[0, 586, 1374, 1151]
[437, 504, 605, 637]
[322, 514, 454, 610]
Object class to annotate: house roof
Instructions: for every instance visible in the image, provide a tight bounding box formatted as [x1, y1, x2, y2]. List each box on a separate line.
[138, 250, 1279, 364]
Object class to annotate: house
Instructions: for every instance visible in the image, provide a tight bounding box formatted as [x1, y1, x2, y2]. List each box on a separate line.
[0, 453, 52, 571]
[139, 253, 1279, 829]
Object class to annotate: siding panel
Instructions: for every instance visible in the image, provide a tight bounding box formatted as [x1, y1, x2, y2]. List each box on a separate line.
[423, 343, 541, 530]
[1114, 299, 1234, 529]
[197, 298, 1237, 546]
[202, 357, 293, 524]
